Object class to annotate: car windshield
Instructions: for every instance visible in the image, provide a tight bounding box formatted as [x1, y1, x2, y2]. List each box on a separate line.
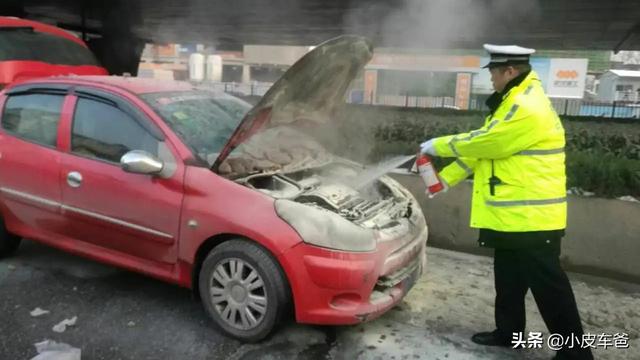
[141, 91, 250, 166]
[0, 27, 100, 66]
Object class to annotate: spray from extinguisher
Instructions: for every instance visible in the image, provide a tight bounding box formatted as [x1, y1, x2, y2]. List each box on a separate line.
[416, 154, 444, 197]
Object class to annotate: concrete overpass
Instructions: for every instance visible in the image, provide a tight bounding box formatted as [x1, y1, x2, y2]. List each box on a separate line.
[2, 0, 639, 75]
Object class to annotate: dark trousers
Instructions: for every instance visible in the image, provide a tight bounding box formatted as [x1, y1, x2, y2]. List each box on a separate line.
[494, 240, 594, 359]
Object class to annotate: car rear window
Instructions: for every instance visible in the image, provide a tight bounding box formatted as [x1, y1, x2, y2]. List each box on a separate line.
[1, 93, 64, 147]
[0, 27, 100, 66]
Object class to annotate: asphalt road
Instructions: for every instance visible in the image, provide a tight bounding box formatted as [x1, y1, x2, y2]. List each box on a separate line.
[1, 240, 638, 360]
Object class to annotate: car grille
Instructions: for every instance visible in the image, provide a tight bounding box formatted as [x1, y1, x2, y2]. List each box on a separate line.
[376, 257, 420, 288]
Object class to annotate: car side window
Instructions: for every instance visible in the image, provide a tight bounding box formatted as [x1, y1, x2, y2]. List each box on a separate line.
[72, 97, 159, 163]
[1, 93, 64, 147]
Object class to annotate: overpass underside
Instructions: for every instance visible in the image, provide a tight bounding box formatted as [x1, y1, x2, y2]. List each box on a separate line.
[2, 0, 639, 75]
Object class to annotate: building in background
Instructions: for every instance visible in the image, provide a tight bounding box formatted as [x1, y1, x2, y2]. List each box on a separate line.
[597, 70, 640, 102]
[139, 43, 310, 96]
[138, 43, 191, 80]
[242, 45, 311, 83]
[357, 52, 479, 109]
[138, 43, 591, 103]
[137, 43, 640, 118]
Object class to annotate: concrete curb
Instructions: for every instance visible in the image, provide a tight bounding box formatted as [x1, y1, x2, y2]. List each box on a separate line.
[390, 173, 640, 284]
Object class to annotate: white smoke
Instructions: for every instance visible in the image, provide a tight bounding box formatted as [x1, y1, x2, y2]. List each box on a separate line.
[344, 0, 542, 49]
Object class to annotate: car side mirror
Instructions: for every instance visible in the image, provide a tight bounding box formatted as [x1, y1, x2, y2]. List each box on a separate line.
[120, 150, 164, 175]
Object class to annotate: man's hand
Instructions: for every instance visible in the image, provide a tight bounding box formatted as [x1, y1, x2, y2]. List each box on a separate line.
[420, 139, 437, 156]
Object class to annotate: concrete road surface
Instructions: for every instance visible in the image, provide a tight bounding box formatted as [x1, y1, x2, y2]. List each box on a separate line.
[1, 240, 638, 360]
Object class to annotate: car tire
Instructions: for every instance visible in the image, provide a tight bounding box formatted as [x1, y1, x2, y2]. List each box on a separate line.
[198, 239, 290, 342]
[0, 218, 21, 258]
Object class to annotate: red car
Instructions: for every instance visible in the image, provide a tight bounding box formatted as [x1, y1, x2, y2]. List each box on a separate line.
[0, 16, 108, 88]
[0, 36, 428, 341]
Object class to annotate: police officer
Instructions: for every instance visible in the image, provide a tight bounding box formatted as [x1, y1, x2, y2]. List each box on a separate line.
[420, 44, 593, 360]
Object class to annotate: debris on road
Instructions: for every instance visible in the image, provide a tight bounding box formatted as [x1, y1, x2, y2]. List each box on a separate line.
[7, 264, 16, 270]
[30, 308, 50, 317]
[567, 187, 595, 197]
[52, 316, 78, 333]
[127, 321, 136, 327]
[31, 340, 81, 360]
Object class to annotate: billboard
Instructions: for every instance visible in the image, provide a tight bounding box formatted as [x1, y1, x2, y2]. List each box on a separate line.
[455, 73, 472, 110]
[546, 59, 589, 99]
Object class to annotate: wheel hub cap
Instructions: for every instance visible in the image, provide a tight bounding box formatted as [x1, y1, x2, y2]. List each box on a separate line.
[209, 259, 268, 331]
[230, 284, 247, 303]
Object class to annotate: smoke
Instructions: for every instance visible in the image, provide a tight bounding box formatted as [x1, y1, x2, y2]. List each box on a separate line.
[344, 0, 542, 49]
[146, 0, 541, 179]
[324, 0, 543, 168]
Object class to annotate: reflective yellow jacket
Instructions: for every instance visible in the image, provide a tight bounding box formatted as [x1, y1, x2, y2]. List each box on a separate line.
[433, 71, 567, 232]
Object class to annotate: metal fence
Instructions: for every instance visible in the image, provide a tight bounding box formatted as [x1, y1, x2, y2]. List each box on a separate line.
[549, 98, 640, 118]
[375, 95, 458, 108]
[352, 93, 640, 119]
[201, 81, 640, 119]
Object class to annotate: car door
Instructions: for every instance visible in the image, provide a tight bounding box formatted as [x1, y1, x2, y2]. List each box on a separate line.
[58, 87, 184, 264]
[0, 86, 69, 239]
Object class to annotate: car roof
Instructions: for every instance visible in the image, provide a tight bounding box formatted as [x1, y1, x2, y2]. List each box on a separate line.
[15, 75, 197, 95]
[0, 16, 86, 47]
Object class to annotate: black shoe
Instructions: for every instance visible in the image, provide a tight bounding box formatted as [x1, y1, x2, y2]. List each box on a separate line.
[471, 330, 512, 347]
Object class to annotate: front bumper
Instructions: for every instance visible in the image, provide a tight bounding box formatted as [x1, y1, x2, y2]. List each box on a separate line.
[279, 221, 428, 325]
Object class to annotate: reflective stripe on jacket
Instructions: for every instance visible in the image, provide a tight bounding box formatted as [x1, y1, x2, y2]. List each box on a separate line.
[433, 71, 567, 232]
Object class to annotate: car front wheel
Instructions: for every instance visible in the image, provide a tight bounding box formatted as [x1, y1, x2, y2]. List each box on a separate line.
[198, 239, 290, 342]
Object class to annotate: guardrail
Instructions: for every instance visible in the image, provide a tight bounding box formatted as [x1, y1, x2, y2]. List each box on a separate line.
[549, 98, 640, 118]
[202, 82, 640, 119]
[352, 93, 640, 119]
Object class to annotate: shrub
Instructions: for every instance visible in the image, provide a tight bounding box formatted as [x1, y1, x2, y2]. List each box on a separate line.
[566, 152, 640, 197]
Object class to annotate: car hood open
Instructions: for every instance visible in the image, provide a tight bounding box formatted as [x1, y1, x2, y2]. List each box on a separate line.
[212, 35, 373, 171]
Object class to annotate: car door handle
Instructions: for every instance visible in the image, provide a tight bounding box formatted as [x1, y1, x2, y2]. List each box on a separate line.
[67, 171, 83, 188]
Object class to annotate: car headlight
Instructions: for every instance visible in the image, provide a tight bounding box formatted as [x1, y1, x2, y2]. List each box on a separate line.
[274, 199, 376, 252]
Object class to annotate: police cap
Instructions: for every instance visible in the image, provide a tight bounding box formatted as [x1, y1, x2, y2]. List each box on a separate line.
[482, 44, 535, 68]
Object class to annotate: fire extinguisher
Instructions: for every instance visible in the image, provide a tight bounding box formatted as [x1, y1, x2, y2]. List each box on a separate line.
[416, 154, 444, 196]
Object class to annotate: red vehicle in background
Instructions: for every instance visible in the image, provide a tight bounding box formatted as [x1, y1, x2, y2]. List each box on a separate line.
[0, 17, 107, 88]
